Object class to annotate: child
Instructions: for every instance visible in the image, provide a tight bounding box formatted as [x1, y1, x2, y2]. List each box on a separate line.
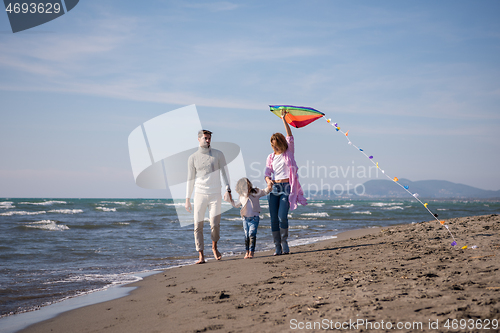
[231, 178, 272, 259]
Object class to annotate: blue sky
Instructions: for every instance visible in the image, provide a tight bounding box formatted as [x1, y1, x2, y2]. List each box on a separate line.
[0, 0, 499, 198]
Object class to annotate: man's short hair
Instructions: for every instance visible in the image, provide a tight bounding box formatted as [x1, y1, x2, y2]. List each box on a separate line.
[198, 129, 212, 138]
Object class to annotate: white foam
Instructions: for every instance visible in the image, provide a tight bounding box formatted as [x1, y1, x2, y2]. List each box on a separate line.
[437, 208, 448, 211]
[370, 202, 403, 207]
[288, 235, 337, 247]
[100, 201, 131, 206]
[301, 212, 329, 217]
[43, 273, 141, 285]
[0, 211, 46, 216]
[24, 220, 69, 231]
[164, 203, 186, 207]
[20, 201, 67, 206]
[308, 202, 325, 207]
[0, 201, 14, 209]
[382, 206, 404, 210]
[290, 225, 309, 229]
[95, 207, 117, 212]
[352, 211, 372, 215]
[332, 203, 354, 209]
[48, 209, 83, 214]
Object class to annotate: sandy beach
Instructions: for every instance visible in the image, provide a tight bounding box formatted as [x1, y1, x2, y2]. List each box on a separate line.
[18, 214, 500, 333]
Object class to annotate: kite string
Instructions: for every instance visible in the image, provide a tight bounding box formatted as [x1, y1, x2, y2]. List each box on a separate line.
[322, 116, 458, 246]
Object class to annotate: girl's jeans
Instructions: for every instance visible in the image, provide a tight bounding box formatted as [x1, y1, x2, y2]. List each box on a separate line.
[243, 215, 260, 251]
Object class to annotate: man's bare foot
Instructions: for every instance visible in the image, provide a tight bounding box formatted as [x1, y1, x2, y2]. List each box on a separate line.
[244, 251, 250, 259]
[196, 251, 205, 264]
[248, 251, 254, 259]
[212, 242, 222, 260]
[213, 248, 222, 260]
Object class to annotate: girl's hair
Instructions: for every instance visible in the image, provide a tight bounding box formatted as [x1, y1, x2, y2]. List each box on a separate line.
[270, 132, 288, 152]
[236, 178, 259, 196]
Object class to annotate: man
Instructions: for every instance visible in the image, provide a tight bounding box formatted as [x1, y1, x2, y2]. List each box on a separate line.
[185, 129, 231, 264]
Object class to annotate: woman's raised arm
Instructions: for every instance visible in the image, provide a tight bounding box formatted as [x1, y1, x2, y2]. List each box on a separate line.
[281, 109, 292, 137]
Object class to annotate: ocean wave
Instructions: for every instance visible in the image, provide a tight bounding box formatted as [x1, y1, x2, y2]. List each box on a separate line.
[139, 202, 163, 206]
[43, 272, 142, 285]
[382, 206, 404, 210]
[301, 212, 329, 217]
[24, 220, 69, 231]
[0, 210, 46, 216]
[332, 203, 354, 209]
[308, 202, 325, 207]
[371, 202, 403, 207]
[0, 201, 14, 209]
[164, 203, 186, 207]
[288, 235, 337, 247]
[352, 211, 372, 215]
[100, 201, 131, 206]
[48, 209, 84, 214]
[290, 225, 309, 229]
[95, 207, 117, 212]
[19, 201, 67, 206]
[437, 208, 448, 211]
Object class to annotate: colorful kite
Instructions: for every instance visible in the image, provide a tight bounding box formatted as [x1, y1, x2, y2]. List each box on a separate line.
[270, 105, 325, 128]
[270, 105, 461, 248]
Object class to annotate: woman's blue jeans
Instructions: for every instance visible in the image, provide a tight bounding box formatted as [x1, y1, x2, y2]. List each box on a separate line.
[268, 182, 290, 232]
[243, 216, 259, 251]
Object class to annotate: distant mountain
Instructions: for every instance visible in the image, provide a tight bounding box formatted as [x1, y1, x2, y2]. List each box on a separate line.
[358, 179, 500, 199]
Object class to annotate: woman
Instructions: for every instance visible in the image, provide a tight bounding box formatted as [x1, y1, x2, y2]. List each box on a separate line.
[265, 110, 307, 255]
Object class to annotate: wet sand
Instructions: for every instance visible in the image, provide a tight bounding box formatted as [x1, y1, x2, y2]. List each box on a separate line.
[20, 214, 500, 332]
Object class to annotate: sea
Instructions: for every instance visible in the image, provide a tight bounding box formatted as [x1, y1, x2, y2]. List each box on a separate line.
[0, 198, 499, 319]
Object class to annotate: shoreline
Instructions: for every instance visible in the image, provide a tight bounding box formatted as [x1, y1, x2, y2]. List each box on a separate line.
[0, 227, 377, 333]
[5, 214, 500, 332]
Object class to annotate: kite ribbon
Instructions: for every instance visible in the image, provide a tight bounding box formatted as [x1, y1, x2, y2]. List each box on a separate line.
[323, 117, 459, 247]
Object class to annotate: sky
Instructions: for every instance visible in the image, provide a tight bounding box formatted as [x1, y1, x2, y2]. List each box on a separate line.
[0, 0, 499, 198]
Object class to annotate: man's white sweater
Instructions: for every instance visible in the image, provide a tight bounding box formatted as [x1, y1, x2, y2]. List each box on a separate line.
[186, 146, 230, 198]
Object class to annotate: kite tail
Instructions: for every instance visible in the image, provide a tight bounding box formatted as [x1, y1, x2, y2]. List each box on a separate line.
[323, 116, 460, 248]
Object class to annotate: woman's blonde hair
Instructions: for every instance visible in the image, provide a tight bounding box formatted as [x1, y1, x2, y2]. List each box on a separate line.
[270, 132, 288, 153]
[236, 178, 258, 196]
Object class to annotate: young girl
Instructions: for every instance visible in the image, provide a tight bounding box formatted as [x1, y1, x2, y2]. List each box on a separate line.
[231, 178, 272, 259]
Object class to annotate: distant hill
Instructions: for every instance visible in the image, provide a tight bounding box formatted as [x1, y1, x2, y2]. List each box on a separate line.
[358, 179, 500, 199]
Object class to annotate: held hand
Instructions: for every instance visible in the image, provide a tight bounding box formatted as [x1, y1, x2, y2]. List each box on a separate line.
[265, 177, 274, 187]
[281, 109, 288, 118]
[185, 199, 192, 213]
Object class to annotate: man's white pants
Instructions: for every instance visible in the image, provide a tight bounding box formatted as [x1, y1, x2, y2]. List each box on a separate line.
[193, 192, 221, 252]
